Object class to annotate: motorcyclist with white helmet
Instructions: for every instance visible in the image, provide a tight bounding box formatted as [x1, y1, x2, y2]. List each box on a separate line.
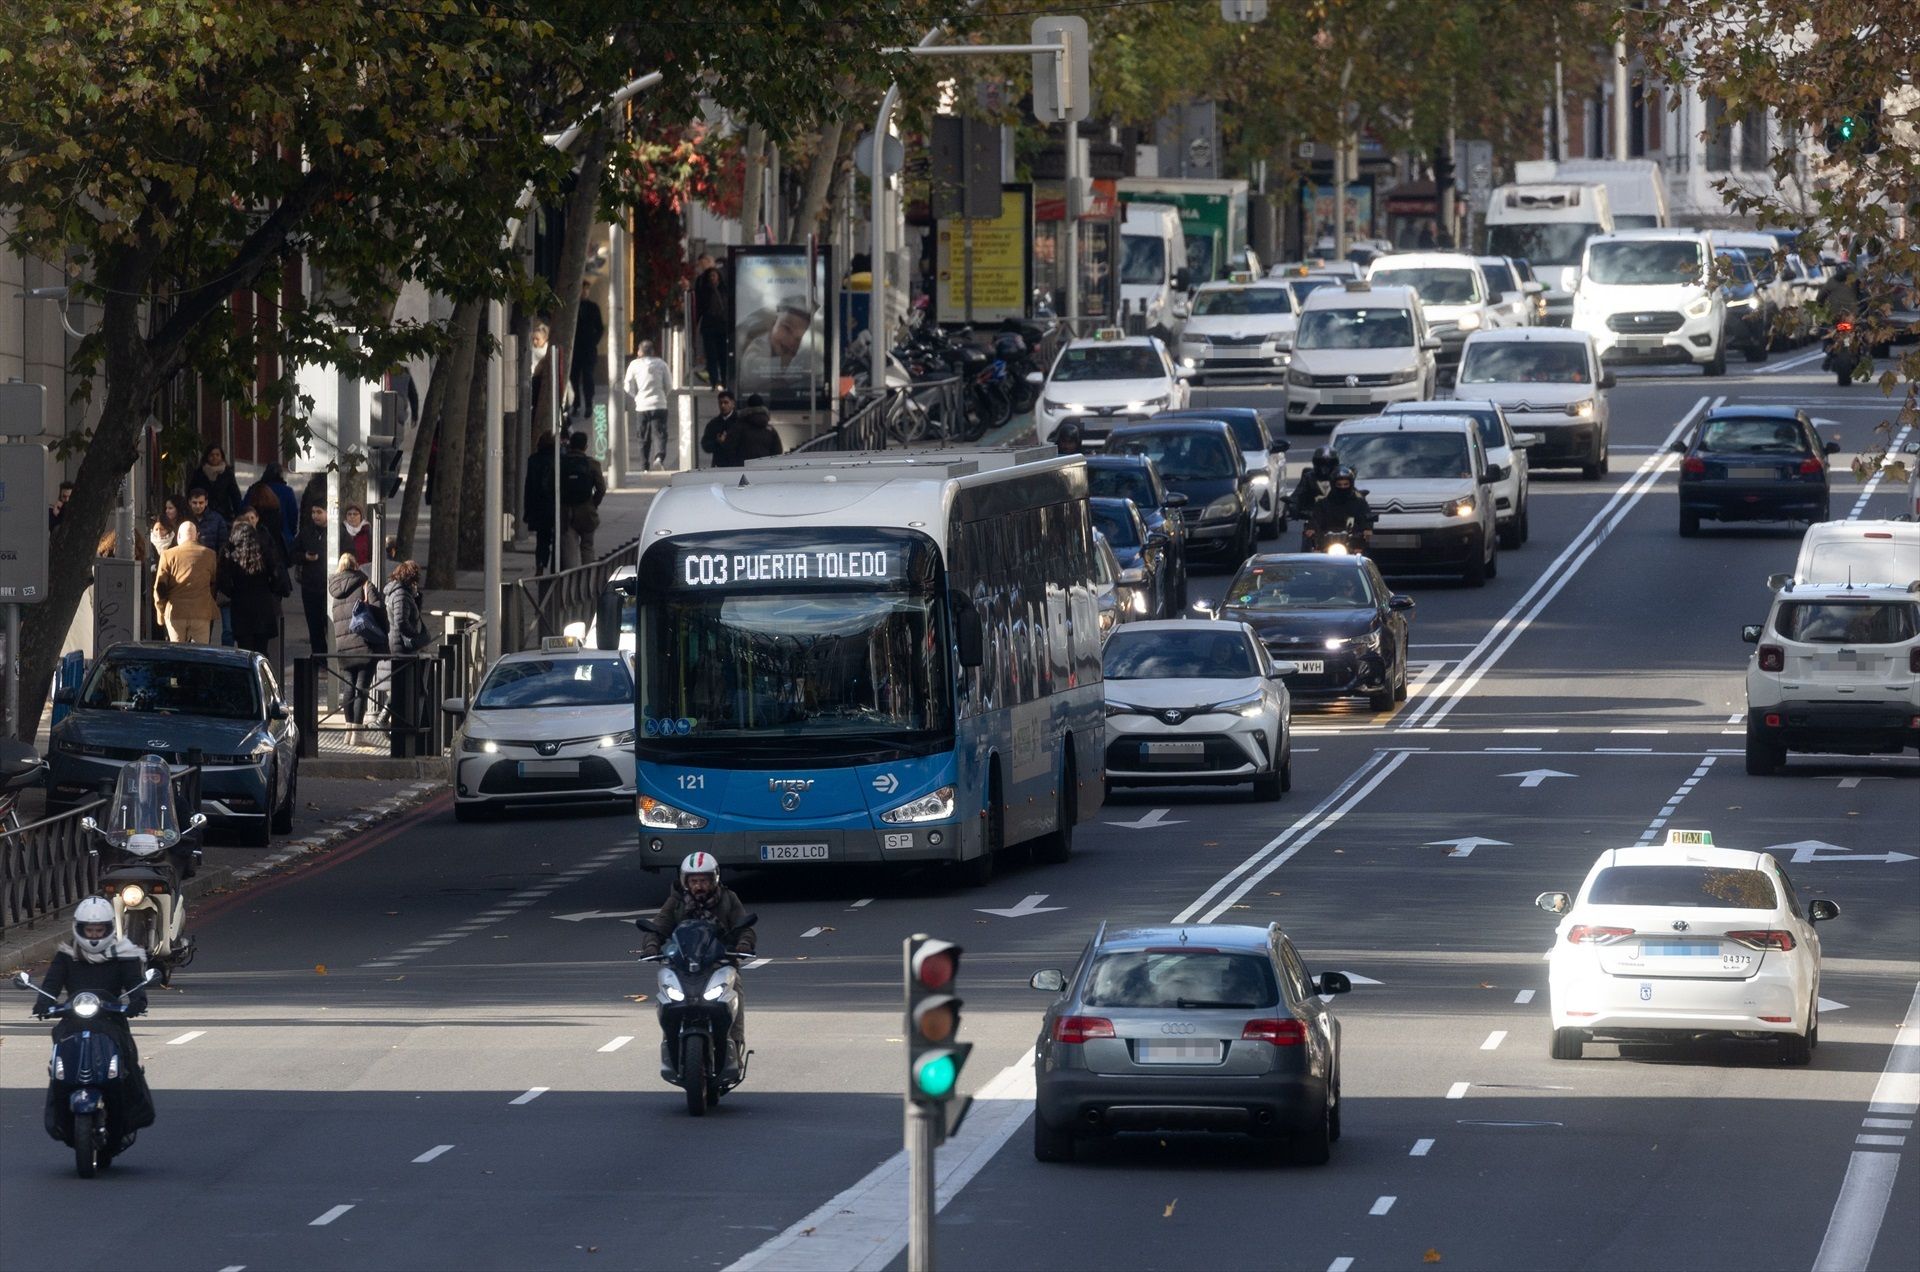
[35, 897, 156, 1147]
[637, 854, 756, 1078]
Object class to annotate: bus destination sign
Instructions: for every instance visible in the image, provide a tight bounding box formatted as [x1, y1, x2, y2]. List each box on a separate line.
[678, 546, 899, 588]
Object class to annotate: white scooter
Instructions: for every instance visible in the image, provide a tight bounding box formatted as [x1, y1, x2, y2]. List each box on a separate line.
[80, 754, 205, 985]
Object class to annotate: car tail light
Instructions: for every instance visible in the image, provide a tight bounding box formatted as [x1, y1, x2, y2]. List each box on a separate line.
[1727, 930, 1796, 952]
[1835, 321, 1853, 333]
[1764, 712, 1783, 728]
[1681, 456, 1706, 476]
[1055, 1016, 1115, 1045]
[1758, 645, 1785, 672]
[1759, 1016, 1793, 1023]
[1242, 1018, 1308, 1046]
[1798, 458, 1824, 476]
[1566, 925, 1634, 945]
[1863, 532, 1892, 539]
[1910, 648, 1920, 673]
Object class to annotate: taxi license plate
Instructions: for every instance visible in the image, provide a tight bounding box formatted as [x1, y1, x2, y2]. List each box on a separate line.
[1289, 660, 1325, 674]
[518, 760, 580, 777]
[1136, 1040, 1223, 1065]
[1371, 533, 1419, 549]
[1646, 941, 1719, 956]
[760, 843, 829, 862]
[1146, 741, 1204, 758]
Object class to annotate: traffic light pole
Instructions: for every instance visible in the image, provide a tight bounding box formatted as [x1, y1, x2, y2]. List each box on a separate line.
[907, 1098, 939, 1272]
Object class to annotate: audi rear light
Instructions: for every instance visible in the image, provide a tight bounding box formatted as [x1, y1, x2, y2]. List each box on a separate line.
[1798, 458, 1824, 475]
[1759, 644, 1785, 672]
[1055, 1016, 1116, 1045]
[1727, 930, 1796, 952]
[1567, 925, 1634, 945]
[1681, 456, 1706, 476]
[1242, 1018, 1308, 1046]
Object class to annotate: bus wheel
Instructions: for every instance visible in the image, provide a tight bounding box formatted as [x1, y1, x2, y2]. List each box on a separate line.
[1036, 758, 1075, 866]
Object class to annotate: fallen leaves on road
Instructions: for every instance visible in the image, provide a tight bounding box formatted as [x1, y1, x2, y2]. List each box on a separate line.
[801, 1227, 816, 1237]
[1163, 1200, 1177, 1219]
[1231, 904, 1251, 910]
[385, 976, 406, 982]
[1479, 982, 1495, 990]
[794, 955, 809, 961]
[625, 994, 649, 1003]
[1424, 1250, 1442, 1263]
[385, 911, 399, 916]
[314, 964, 327, 975]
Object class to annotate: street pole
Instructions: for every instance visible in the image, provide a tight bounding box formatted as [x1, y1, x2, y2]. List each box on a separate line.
[1064, 120, 1080, 333]
[4, 604, 17, 741]
[907, 1102, 938, 1272]
[1612, 36, 1631, 161]
[608, 217, 629, 484]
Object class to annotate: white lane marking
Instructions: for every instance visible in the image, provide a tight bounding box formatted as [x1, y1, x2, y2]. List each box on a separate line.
[1370, 1195, 1397, 1216]
[166, 1030, 206, 1046]
[1406, 396, 1716, 730]
[1637, 757, 1717, 845]
[413, 1144, 454, 1163]
[509, 1087, 548, 1105]
[744, 958, 771, 970]
[800, 926, 826, 939]
[1410, 1138, 1434, 1157]
[1487, 746, 1542, 753]
[1515, 989, 1535, 1005]
[310, 1205, 354, 1227]
[1481, 1030, 1507, 1051]
[1814, 980, 1920, 1271]
[1753, 347, 1827, 375]
[1504, 727, 1560, 734]
[1596, 747, 1654, 753]
[1611, 728, 1669, 734]
[1855, 1134, 1907, 1147]
[219, 1266, 246, 1271]
[1849, 423, 1914, 519]
[1328, 1260, 1355, 1272]
[598, 1036, 634, 1053]
[1862, 1118, 1912, 1130]
[851, 898, 874, 908]
[1446, 1081, 1471, 1100]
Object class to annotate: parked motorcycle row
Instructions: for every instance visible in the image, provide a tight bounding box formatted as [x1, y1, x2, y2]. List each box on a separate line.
[854, 307, 1051, 444]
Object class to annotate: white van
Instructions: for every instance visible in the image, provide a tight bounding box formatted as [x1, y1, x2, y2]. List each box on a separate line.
[1484, 183, 1614, 325]
[1573, 229, 1728, 376]
[1366, 251, 1502, 382]
[1790, 521, 1920, 587]
[1121, 203, 1190, 340]
[1514, 159, 1668, 229]
[1455, 328, 1613, 478]
[1284, 282, 1439, 429]
[1329, 413, 1502, 586]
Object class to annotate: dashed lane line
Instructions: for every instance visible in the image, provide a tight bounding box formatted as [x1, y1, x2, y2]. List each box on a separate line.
[412, 1144, 454, 1164]
[1515, 990, 1536, 1005]
[1847, 423, 1913, 520]
[1328, 1260, 1356, 1272]
[1812, 980, 1920, 1272]
[359, 844, 629, 968]
[1370, 1196, 1397, 1216]
[598, 1036, 634, 1053]
[1637, 756, 1717, 845]
[1410, 1138, 1434, 1157]
[1481, 1030, 1507, 1051]
[309, 1205, 354, 1227]
[509, 1087, 548, 1106]
[166, 1030, 205, 1046]
[1446, 1082, 1471, 1100]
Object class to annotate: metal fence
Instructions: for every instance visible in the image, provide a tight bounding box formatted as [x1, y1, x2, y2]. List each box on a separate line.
[498, 539, 639, 656]
[292, 652, 456, 759]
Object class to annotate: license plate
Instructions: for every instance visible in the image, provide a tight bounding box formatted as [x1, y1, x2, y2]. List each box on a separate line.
[1726, 466, 1777, 479]
[1645, 941, 1719, 957]
[1136, 1040, 1223, 1065]
[1327, 390, 1373, 404]
[1618, 335, 1665, 348]
[1370, 533, 1419, 549]
[517, 759, 580, 777]
[1146, 741, 1204, 758]
[1288, 660, 1325, 674]
[759, 843, 829, 862]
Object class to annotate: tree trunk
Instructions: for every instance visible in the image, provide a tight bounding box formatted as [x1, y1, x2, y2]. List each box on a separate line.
[795, 112, 847, 240]
[455, 309, 491, 571]
[740, 123, 767, 243]
[395, 336, 454, 560]
[425, 300, 482, 590]
[552, 121, 611, 395]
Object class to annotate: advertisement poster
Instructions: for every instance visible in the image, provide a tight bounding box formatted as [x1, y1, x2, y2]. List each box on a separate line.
[1311, 182, 1375, 246]
[935, 185, 1033, 323]
[729, 245, 832, 410]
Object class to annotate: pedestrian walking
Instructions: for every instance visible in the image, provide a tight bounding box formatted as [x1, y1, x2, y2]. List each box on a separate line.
[293, 503, 332, 655]
[152, 521, 220, 644]
[246, 463, 300, 552]
[695, 265, 730, 390]
[219, 521, 279, 656]
[339, 504, 372, 565]
[731, 394, 784, 464]
[187, 444, 244, 520]
[378, 560, 429, 740]
[701, 391, 741, 468]
[148, 495, 185, 557]
[243, 489, 295, 601]
[622, 340, 671, 471]
[560, 431, 607, 567]
[523, 430, 559, 573]
[328, 553, 379, 740]
[571, 297, 605, 421]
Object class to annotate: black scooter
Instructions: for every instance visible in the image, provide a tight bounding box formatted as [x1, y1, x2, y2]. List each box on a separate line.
[637, 915, 757, 1116]
[14, 967, 157, 1177]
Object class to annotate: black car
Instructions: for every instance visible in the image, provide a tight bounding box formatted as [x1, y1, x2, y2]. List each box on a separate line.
[48, 643, 300, 847]
[1671, 406, 1838, 535]
[1085, 453, 1189, 608]
[1154, 407, 1292, 536]
[1214, 553, 1414, 710]
[1105, 420, 1256, 568]
[1090, 496, 1174, 621]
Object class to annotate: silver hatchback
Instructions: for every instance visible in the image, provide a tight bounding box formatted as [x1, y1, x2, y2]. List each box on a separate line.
[1029, 922, 1349, 1164]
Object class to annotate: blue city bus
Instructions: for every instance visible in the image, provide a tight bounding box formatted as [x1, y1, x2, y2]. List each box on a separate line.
[623, 448, 1105, 885]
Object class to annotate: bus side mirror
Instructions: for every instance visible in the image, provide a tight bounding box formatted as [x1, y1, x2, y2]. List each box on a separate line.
[594, 590, 624, 650]
[954, 596, 984, 668]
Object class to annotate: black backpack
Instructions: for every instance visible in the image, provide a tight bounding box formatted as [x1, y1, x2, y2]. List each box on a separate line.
[559, 453, 597, 506]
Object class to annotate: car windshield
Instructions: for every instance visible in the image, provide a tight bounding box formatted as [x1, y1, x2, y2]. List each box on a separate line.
[1697, 417, 1809, 454]
[1390, 406, 1502, 450]
[1587, 865, 1777, 909]
[1295, 307, 1414, 350]
[1338, 432, 1473, 480]
[1290, 277, 1336, 301]
[1082, 950, 1279, 1009]
[1488, 223, 1598, 267]
[1090, 503, 1141, 547]
[80, 658, 258, 721]
[475, 657, 633, 709]
[1104, 628, 1256, 680]
[1122, 235, 1165, 286]
[1225, 563, 1373, 610]
[1586, 240, 1704, 285]
[1110, 431, 1236, 481]
[1052, 346, 1164, 382]
[1716, 253, 1755, 286]
[1458, 342, 1592, 384]
[1192, 288, 1293, 316]
[638, 592, 948, 741]
[1775, 602, 1918, 644]
[1371, 267, 1478, 304]
[1480, 261, 1518, 294]
[1087, 466, 1157, 507]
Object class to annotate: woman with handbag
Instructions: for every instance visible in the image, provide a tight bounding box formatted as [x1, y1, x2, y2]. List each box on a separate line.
[328, 554, 381, 743]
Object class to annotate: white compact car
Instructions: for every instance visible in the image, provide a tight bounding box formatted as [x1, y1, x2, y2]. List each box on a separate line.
[1742, 580, 1920, 774]
[1100, 619, 1294, 800]
[1034, 333, 1190, 448]
[1455, 328, 1613, 478]
[447, 638, 638, 819]
[1174, 278, 1300, 383]
[1537, 830, 1838, 1063]
[1285, 282, 1439, 429]
[1329, 413, 1502, 586]
[1367, 251, 1503, 381]
[1383, 399, 1535, 548]
[1573, 229, 1729, 376]
[1789, 520, 1920, 588]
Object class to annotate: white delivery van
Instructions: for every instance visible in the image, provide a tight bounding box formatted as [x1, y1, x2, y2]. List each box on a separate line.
[1514, 159, 1669, 229]
[1120, 203, 1190, 340]
[1573, 229, 1728, 376]
[1790, 521, 1920, 587]
[1483, 183, 1614, 326]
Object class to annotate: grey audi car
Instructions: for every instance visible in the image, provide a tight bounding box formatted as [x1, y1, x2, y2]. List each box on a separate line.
[1029, 922, 1348, 1164]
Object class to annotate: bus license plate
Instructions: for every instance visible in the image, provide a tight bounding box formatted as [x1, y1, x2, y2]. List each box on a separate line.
[760, 843, 829, 862]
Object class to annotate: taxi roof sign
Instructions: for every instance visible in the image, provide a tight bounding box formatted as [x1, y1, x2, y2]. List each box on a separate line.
[1092, 327, 1126, 341]
[540, 635, 583, 652]
[1665, 829, 1714, 847]
[1228, 270, 1256, 284]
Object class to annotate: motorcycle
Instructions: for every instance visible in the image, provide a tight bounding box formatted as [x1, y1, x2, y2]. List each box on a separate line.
[637, 914, 758, 1116]
[1825, 319, 1863, 387]
[80, 754, 206, 985]
[1303, 515, 1370, 557]
[0, 738, 47, 833]
[14, 966, 158, 1177]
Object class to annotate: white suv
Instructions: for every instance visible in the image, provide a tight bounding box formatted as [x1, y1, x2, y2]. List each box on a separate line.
[1285, 282, 1438, 429]
[1742, 581, 1920, 774]
[1329, 413, 1502, 586]
[1367, 252, 1501, 382]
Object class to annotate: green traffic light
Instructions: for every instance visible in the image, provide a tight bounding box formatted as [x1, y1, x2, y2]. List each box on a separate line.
[915, 1053, 957, 1098]
[1838, 116, 1858, 140]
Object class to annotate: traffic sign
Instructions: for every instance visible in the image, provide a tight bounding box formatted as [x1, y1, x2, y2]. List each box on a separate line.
[1221, 0, 1268, 19]
[1030, 16, 1090, 124]
[0, 381, 49, 437]
[854, 133, 905, 180]
[0, 442, 50, 604]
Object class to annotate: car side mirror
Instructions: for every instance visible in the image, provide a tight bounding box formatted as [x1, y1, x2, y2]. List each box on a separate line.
[1808, 899, 1841, 923]
[1164, 492, 1190, 508]
[1146, 531, 1169, 547]
[1388, 594, 1415, 611]
[1030, 969, 1067, 993]
[1268, 661, 1298, 678]
[1523, 280, 1546, 295]
[442, 696, 467, 715]
[1269, 438, 1291, 453]
[1535, 891, 1571, 916]
[53, 682, 76, 706]
[1420, 337, 1442, 352]
[1026, 371, 1044, 386]
[268, 701, 290, 721]
[1741, 624, 1762, 643]
[1600, 370, 1617, 389]
[1514, 432, 1543, 450]
[1173, 366, 1194, 381]
[1315, 972, 1351, 995]
[1190, 599, 1218, 619]
[953, 594, 984, 668]
[595, 590, 625, 650]
[1484, 463, 1508, 484]
[1669, 440, 1688, 454]
[1766, 573, 1793, 591]
[1824, 440, 1840, 455]
[1173, 267, 1192, 291]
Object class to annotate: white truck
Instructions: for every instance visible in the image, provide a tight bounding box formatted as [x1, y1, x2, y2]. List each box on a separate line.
[1116, 177, 1251, 285]
[1119, 202, 1190, 340]
[1483, 182, 1613, 326]
[1514, 159, 1669, 229]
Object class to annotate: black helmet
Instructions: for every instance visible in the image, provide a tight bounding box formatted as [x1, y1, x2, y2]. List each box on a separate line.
[1331, 466, 1356, 490]
[1312, 446, 1338, 477]
[1054, 419, 1084, 455]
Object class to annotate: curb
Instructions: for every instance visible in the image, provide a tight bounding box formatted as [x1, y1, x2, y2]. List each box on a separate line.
[0, 780, 445, 972]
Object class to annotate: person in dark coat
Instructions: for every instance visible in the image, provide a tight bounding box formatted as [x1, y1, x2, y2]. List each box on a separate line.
[377, 559, 429, 739]
[246, 463, 300, 551]
[523, 430, 559, 573]
[293, 503, 332, 655]
[570, 297, 605, 420]
[637, 855, 756, 1078]
[243, 488, 293, 599]
[35, 899, 155, 1149]
[187, 444, 244, 520]
[695, 266, 730, 390]
[700, 392, 740, 468]
[730, 394, 784, 464]
[219, 520, 279, 656]
[327, 554, 378, 728]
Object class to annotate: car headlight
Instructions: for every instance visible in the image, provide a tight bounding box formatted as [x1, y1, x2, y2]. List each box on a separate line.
[1385, 367, 1420, 385]
[658, 968, 686, 1002]
[1105, 701, 1139, 717]
[599, 730, 635, 748]
[1215, 691, 1265, 717]
[1456, 311, 1482, 331]
[1043, 398, 1087, 415]
[1684, 295, 1713, 318]
[1204, 495, 1241, 520]
[461, 734, 498, 753]
[1180, 356, 1198, 368]
[1444, 496, 1476, 518]
[1287, 367, 1314, 388]
[880, 785, 956, 824]
[1127, 395, 1169, 412]
[119, 884, 145, 908]
[637, 796, 707, 830]
[1249, 472, 1270, 490]
[1564, 400, 1595, 418]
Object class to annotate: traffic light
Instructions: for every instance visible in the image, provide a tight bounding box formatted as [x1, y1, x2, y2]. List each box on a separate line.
[1824, 102, 1882, 155]
[366, 431, 402, 501]
[905, 934, 973, 1139]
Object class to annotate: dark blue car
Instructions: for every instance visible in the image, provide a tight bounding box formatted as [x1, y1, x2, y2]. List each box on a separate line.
[49, 643, 300, 846]
[1090, 496, 1174, 621]
[1670, 406, 1838, 535]
[1085, 453, 1189, 608]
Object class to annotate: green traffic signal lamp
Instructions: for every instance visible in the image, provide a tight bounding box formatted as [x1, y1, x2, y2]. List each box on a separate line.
[914, 1050, 959, 1099]
[905, 935, 973, 1126]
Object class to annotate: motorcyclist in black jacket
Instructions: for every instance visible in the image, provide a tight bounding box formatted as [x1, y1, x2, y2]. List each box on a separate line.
[35, 897, 156, 1148]
[1290, 446, 1339, 521]
[1304, 467, 1375, 551]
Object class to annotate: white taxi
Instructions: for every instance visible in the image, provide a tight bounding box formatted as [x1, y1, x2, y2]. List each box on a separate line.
[1174, 275, 1300, 383]
[1033, 331, 1190, 448]
[445, 637, 637, 820]
[1535, 830, 1838, 1063]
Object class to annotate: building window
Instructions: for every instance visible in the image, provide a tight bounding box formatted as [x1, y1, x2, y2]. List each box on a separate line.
[1740, 107, 1768, 169]
[1630, 81, 1647, 157]
[1704, 95, 1731, 171]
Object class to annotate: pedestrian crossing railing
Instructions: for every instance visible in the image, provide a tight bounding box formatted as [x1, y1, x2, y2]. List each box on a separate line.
[0, 798, 106, 939]
[498, 538, 640, 657]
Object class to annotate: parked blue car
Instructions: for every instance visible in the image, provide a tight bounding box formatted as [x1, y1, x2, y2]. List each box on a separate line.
[48, 643, 299, 846]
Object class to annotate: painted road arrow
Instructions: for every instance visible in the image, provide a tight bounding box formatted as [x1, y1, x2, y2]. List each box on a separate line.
[1105, 807, 1187, 830]
[1427, 836, 1512, 859]
[1501, 769, 1575, 790]
[1765, 840, 1918, 865]
[976, 893, 1066, 919]
[551, 909, 652, 922]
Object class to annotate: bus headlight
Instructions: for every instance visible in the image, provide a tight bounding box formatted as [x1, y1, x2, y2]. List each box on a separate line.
[637, 796, 707, 830]
[880, 786, 956, 824]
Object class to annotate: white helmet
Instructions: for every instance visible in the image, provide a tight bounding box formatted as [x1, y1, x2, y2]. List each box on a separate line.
[679, 851, 720, 883]
[72, 896, 118, 960]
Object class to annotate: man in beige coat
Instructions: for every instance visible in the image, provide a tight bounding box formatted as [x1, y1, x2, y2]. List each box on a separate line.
[153, 521, 220, 643]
